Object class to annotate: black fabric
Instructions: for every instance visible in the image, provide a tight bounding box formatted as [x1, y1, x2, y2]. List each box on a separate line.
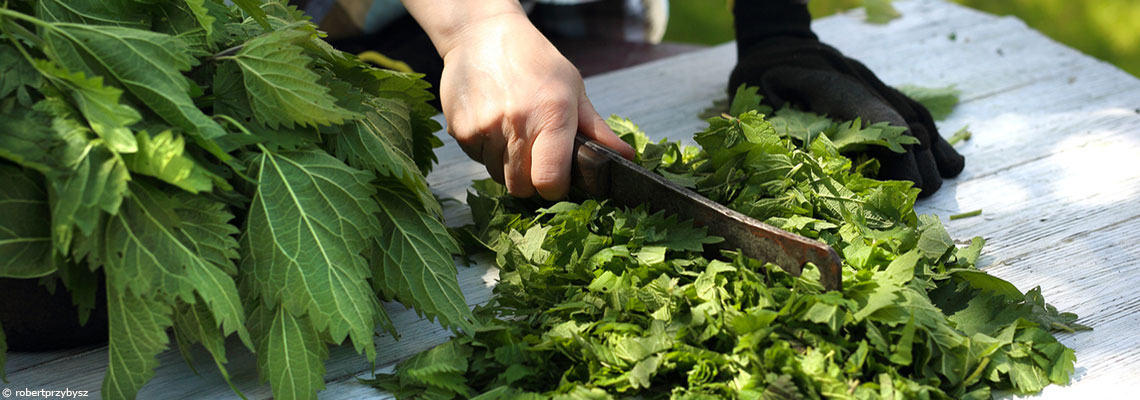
[730, 1, 964, 196]
[0, 277, 108, 351]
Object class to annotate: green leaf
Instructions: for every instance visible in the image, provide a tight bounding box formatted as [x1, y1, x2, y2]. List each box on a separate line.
[182, 0, 217, 39]
[122, 130, 228, 193]
[242, 149, 382, 356]
[864, 0, 901, 24]
[950, 269, 1023, 300]
[172, 301, 241, 396]
[102, 287, 174, 400]
[57, 258, 99, 325]
[895, 85, 961, 121]
[210, 61, 321, 151]
[230, 0, 271, 30]
[372, 183, 473, 333]
[260, 307, 327, 400]
[225, 29, 358, 129]
[32, 59, 142, 153]
[827, 119, 918, 154]
[761, 374, 804, 400]
[0, 44, 41, 101]
[45, 22, 227, 140]
[729, 84, 767, 116]
[916, 215, 954, 260]
[34, 0, 151, 29]
[329, 117, 438, 215]
[102, 182, 249, 346]
[769, 107, 832, 144]
[0, 99, 88, 174]
[150, 0, 228, 52]
[0, 164, 55, 278]
[50, 143, 130, 252]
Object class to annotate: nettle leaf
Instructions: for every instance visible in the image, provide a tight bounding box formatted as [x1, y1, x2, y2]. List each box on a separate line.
[151, 0, 229, 52]
[329, 117, 438, 215]
[34, 0, 151, 29]
[330, 66, 443, 172]
[122, 130, 228, 194]
[230, 0, 271, 30]
[864, 0, 901, 24]
[3, 98, 129, 253]
[172, 301, 239, 393]
[182, 0, 217, 39]
[372, 183, 472, 333]
[225, 29, 358, 129]
[896, 84, 961, 121]
[242, 149, 382, 357]
[0, 99, 87, 173]
[376, 86, 1079, 398]
[827, 119, 917, 154]
[768, 107, 832, 145]
[0, 44, 42, 101]
[210, 61, 321, 151]
[32, 60, 141, 154]
[102, 287, 174, 400]
[0, 164, 54, 278]
[260, 307, 327, 400]
[50, 144, 130, 252]
[44, 22, 227, 140]
[102, 182, 249, 346]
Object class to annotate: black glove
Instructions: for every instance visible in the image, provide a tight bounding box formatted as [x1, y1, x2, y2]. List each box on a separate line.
[729, 0, 964, 196]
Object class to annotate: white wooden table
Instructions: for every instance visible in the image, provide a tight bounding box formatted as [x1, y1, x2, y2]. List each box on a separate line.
[4, 0, 1139, 398]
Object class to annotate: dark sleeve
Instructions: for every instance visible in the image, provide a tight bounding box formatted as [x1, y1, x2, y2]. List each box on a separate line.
[733, 0, 817, 54]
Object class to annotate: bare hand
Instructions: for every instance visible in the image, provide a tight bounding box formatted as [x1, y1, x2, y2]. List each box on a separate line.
[438, 12, 634, 200]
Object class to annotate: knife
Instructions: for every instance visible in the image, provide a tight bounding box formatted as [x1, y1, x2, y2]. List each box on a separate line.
[571, 135, 843, 291]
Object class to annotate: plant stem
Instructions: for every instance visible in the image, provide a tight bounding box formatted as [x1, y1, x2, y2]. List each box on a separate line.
[949, 209, 982, 220]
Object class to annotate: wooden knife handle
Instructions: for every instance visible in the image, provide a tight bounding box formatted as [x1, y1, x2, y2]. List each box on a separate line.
[570, 135, 613, 198]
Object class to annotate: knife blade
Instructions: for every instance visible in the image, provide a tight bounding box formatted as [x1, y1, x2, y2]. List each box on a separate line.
[571, 135, 843, 291]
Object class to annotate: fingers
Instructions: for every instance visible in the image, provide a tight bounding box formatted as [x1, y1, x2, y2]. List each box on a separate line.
[914, 148, 942, 197]
[528, 96, 578, 200]
[931, 137, 965, 178]
[577, 94, 635, 160]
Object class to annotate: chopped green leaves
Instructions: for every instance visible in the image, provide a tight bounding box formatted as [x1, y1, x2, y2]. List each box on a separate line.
[375, 86, 1082, 398]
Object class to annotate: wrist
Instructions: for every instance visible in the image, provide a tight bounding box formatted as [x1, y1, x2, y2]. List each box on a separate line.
[402, 0, 529, 59]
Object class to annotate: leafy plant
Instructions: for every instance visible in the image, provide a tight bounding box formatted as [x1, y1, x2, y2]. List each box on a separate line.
[369, 88, 1086, 398]
[0, 1, 470, 398]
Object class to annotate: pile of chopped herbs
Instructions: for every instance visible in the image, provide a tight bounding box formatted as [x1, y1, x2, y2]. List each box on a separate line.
[368, 88, 1087, 399]
[0, 1, 471, 398]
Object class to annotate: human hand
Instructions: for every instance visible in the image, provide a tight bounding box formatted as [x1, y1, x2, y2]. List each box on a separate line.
[729, 37, 964, 196]
[437, 12, 634, 200]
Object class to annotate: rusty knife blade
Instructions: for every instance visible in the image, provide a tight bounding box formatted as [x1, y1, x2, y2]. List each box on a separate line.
[571, 135, 842, 291]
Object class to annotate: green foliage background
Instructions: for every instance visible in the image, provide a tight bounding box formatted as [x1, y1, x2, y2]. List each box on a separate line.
[663, 0, 1140, 78]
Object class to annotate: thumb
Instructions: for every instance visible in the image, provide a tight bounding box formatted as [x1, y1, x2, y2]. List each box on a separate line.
[577, 93, 635, 160]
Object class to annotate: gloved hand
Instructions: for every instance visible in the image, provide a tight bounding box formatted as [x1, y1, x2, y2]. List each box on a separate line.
[728, 0, 964, 196]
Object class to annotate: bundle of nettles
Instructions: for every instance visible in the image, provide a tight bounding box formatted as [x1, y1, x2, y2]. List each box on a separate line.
[0, 1, 472, 399]
[369, 87, 1088, 399]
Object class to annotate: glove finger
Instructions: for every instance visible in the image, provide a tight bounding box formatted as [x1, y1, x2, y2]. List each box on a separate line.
[930, 131, 965, 178]
[760, 67, 909, 128]
[871, 145, 924, 190]
[913, 146, 943, 197]
[840, 59, 965, 181]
